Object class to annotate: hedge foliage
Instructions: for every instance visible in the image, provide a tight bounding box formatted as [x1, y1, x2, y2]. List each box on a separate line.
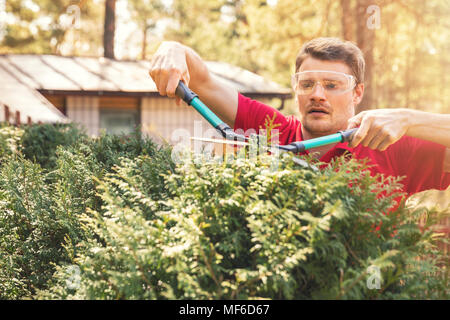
[0, 123, 448, 300]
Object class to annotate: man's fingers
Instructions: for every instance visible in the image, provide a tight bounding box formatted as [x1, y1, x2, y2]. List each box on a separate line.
[366, 130, 385, 150]
[360, 125, 381, 148]
[166, 71, 182, 98]
[378, 136, 394, 151]
[346, 117, 361, 130]
[149, 55, 162, 82]
[158, 70, 170, 96]
[149, 57, 187, 99]
[346, 111, 366, 129]
[181, 69, 190, 87]
[149, 56, 163, 95]
[349, 116, 371, 147]
[346, 121, 358, 130]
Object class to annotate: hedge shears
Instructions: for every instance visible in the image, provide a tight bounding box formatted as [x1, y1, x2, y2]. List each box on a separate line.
[175, 81, 356, 170]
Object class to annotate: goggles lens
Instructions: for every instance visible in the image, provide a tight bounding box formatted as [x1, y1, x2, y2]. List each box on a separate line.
[292, 71, 356, 96]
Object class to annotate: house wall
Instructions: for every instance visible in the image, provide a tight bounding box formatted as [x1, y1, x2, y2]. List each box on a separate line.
[66, 96, 100, 136]
[141, 97, 220, 145]
[99, 96, 139, 110]
[64, 95, 219, 144]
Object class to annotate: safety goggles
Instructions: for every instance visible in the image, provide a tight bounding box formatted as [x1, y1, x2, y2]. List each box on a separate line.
[291, 70, 356, 96]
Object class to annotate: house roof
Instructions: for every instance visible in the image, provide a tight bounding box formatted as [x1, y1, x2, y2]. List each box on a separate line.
[0, 54, 292, 122]
[0, 59, 68, 123]
[0, 54, 292, 96]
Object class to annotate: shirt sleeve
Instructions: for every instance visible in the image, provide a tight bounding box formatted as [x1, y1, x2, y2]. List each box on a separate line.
[390, 136, 450, 195]
[234, 93, 298, 145]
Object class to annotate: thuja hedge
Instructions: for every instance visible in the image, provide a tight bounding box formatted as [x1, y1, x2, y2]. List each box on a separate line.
[0, 123, 174, 298]
[0, 123, 448, 300]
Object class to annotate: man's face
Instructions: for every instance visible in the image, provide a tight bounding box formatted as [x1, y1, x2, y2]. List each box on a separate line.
[295, 57, 364, 137]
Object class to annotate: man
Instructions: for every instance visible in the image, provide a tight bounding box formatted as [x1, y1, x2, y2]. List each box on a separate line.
[149, 37, 450, 196]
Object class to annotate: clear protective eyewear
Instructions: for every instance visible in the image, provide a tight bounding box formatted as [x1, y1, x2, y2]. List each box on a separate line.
[291, 70, 356, 96]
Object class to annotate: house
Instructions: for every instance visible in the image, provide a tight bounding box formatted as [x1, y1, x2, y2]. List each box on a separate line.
[0, 54, 292, 145]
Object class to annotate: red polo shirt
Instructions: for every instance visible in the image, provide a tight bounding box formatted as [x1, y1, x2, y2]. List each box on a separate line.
[234, 93, 450, 196]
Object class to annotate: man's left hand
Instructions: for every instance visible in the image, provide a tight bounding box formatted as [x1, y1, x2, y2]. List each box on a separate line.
[346, 108, 410, 151]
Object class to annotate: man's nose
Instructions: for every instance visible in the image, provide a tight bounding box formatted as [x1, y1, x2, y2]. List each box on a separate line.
[309, 82, 327, 102]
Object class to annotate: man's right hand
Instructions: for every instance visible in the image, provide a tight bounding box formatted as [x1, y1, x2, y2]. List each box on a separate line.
[149, 41, 191, 105]
[148, 41, 238, 127]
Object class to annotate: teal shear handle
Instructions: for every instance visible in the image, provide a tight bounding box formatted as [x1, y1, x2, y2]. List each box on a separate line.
[175, 81, 222, 128]
[281, 128, 357, 153]
[175, 81, 246, 140]
[175, 81, 357, 152]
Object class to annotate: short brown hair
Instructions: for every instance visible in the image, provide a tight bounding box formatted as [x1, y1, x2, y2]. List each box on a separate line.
[295, 37, 365, 84]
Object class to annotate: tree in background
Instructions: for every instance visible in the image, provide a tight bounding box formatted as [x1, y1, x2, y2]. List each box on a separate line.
[163, 0, 449, 114]
[340, 0, 378, 112]
[103, 0, 115, 59]
[0, 0, 103, 56]
[127, 0, 167, 60]
[371, 1, 450, 114]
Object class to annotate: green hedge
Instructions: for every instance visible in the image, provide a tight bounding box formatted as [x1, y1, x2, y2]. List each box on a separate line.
[0, 123, 448, 299]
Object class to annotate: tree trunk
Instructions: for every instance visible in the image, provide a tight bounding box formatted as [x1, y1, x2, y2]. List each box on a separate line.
[142, 26, 148, 60]
[103, 0, 116, 59]
[355, 0, 376, 113]
[340, 0, 354, 41]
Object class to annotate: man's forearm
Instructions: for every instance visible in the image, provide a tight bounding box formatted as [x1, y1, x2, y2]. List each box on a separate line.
[185, 47, 238, 128]
[347, 108, 450, 151]
[406, 109, 450, 147]
[191, 73, 238, 129]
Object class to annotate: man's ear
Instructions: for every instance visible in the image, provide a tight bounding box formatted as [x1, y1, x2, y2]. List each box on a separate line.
[353, 83, 364, 105]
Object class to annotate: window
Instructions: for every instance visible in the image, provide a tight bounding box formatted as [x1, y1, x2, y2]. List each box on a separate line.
[99, 109, 138, 135]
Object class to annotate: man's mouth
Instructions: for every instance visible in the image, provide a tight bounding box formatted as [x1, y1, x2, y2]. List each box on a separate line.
[307, 107, 330, 115]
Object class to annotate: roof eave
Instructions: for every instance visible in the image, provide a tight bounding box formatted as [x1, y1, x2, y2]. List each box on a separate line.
[38, 89, 292, 99]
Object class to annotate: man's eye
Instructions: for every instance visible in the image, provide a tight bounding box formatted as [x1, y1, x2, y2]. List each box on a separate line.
[300, 81, 314, 89]
[324, 81, 341, 90]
